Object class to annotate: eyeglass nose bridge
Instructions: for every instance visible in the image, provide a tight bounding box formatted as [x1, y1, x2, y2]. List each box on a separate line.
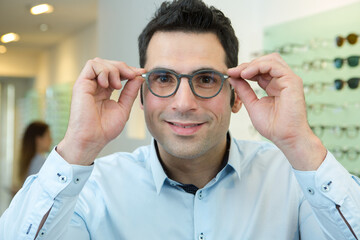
[174, 73, 227, 99]
[172, 73, 203, 98]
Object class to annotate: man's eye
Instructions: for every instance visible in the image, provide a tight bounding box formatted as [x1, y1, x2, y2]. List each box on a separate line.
[195, 74, 217, 86]
[199, 76, 214, 84]
[151, 73, 176, 84]
[158, 75, 171, 83]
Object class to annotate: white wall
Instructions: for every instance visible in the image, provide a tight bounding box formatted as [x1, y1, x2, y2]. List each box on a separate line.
[0, 47, 40, 78]
[37, 22, 98, 94]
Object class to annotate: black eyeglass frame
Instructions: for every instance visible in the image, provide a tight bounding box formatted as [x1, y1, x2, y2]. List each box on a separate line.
[334, 77, 360, 90]
[333, 55, 360, 68]
[141, 68, 229, 99]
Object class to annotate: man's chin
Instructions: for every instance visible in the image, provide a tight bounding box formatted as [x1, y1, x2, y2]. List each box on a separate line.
[161, 140, 208, 160]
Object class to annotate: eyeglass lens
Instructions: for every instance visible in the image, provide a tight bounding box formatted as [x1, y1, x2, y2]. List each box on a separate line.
[146, 70, 224, 98]
[335, 33, 358, 47]
[334, 56, 360, 68]
[334, 78, 360, 90]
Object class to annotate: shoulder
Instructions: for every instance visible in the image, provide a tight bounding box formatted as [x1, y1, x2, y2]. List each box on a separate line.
[232, 138, 292, 173]
[91, 144, 153, 175]
[233, 139, 283, 158]
[75, 144, 154, 217]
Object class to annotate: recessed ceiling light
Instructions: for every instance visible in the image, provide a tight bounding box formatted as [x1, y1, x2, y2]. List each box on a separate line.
[1, 33, 20, 43]
[0, 45, 7, 54]
[30, 4, 54, 15]
[39, 23, 49, 32]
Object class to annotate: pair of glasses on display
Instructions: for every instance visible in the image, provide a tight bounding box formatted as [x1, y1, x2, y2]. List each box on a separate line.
[273, 43, 310, 55]
[334, 56, 360, 68]
[307, 103, 342, 115]
[335, 33, 359, 47]
[142, 69, 228, 98]
[252, 39, 332, 57]
[303, 82, 331, 94]
[311, 125, 360, 138]
[300, 59, 332, 71]
[330, 147, 360, 161]
[307, 102, 360, 115]
[334, 77, 360, 90]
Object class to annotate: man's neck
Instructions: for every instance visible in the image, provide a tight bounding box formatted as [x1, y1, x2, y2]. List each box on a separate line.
[156, 136, 229, 189]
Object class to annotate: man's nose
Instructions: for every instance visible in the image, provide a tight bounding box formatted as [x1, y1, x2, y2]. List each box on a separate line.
[171, 78, 198, 112]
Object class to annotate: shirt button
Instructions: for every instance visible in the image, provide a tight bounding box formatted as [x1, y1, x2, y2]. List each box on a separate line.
[321, 184, 330, 192]
[321, 181, 332, 193]
[40, 230, 46, 236]
[198, 190, 203, 200]
[307, 187, 315, 195]
[74, 178, 80, 184]
[57, 173, 67, 183]
[199, 232, 205, 240]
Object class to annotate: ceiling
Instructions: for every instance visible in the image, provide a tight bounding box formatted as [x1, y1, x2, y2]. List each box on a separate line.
[0, 0, 97, 51]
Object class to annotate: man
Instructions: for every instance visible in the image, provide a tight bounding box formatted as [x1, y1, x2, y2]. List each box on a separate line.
[1, 0, 359, 239]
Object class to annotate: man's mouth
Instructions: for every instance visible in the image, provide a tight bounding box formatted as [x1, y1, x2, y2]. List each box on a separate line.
[169, 122, 203, 128]
[166, 121, 205, 135]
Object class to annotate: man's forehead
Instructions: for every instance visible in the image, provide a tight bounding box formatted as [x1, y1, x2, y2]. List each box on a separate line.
[145, 31, 227, 72]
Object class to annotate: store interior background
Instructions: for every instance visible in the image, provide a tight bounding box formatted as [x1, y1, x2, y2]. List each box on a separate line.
[0, 0, 359, 215]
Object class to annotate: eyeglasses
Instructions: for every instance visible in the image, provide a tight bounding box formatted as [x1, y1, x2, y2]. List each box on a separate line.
[301, 59, 333, 71]
[334, 56, 360, 68]
[307, 102, 360, 115]
[303, 82, 331, 94]
[330, 147, 360, 161]
[334, 78, 360, 90]
[307, 103, 338, 115]
[335, 33, 359, 47]
[142, 69, 228, 99]
[311, 125, 360, 138]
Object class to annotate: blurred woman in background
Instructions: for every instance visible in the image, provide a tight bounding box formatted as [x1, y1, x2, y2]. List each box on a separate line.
[18, 121, 52, 183]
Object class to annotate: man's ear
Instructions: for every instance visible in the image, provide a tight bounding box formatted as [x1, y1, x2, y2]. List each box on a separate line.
[140, 85, 144, 110]
[231, 91, 242, 113]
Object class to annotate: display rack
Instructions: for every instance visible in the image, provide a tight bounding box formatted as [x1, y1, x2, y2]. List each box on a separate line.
[45, 83, 71, 148]
[263, 2, 360, 174]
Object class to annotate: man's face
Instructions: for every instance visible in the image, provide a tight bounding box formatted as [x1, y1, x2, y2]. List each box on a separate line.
[143, 31, 240, 160]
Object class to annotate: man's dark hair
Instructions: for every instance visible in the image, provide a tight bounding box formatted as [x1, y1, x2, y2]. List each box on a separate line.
[138, 0, 239, 68]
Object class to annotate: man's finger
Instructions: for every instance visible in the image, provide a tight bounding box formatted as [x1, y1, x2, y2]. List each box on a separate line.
[107, 60, 145, 80]
[240, 60, 286, 80]
[128, 66, 147, 76]
[227, 62, 250, 79]
[117, 76, 144, 113]
[229, 78, 258, 111]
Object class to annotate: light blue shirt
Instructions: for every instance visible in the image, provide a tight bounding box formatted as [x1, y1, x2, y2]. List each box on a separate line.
[1, 137, 360, 240]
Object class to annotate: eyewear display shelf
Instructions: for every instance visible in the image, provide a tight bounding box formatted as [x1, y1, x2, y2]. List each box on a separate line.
[45, 83, 71, 148]
[263, 2, 360, 175]
[17, 90, 43, 133]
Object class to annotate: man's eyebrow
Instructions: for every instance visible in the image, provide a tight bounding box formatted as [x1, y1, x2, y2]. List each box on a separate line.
[190, 68, 218, 74]
[149, 66, 219, 74]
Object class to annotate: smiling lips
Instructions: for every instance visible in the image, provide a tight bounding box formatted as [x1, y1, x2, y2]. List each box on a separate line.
[166, 121, 204, 135]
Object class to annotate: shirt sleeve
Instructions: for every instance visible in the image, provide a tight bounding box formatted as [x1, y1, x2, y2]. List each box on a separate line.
[293, 151, 360, 239]
[0, 147, 94, 240]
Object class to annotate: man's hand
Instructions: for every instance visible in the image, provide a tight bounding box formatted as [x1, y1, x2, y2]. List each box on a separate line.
[57, 58, 146, 165]
[228, 53, 327, 171]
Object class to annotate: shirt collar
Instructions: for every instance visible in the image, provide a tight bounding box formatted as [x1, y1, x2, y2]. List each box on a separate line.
[149, 139, 168, 194]
[226, 132, 242, 180]
[149, 132, 242, 195]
